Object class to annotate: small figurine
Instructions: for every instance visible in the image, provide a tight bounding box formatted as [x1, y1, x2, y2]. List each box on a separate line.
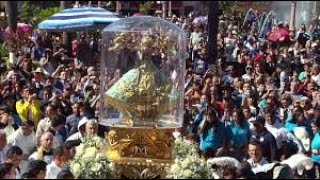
[105, 28, 179, 127]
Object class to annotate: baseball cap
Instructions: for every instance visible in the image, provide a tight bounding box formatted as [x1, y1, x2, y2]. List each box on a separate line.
[253, 115, 265, 126]
[78, 116, 89, 131]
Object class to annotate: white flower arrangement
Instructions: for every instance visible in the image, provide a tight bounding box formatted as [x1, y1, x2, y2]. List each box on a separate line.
[167, 136, 216, 179]
[70, 136, 113, 179]
[174, 136, 199, 159]
[167, 154, 214, 179]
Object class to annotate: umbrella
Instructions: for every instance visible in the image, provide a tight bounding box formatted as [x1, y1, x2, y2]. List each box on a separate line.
[2, 23, 33, 41]
[193, 16, 207, 26]
[38, 7, 120, 32]
[133, 13, 144, 16]
[267, 28, 289, 42]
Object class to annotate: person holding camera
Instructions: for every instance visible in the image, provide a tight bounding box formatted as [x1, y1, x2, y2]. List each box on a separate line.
[15, 86, 41, 128]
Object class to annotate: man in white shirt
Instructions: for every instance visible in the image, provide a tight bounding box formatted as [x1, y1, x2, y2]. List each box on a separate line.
[0, 130, 9, 163]
[8, 121, 37, 173]
[45, 146, 66, 179]
[45, 115, 65, 149]
[263, 109, 288, 160]
[36, 104, 57, 145]
[247, 138, 269, 171]
[29, 132, 54, 165]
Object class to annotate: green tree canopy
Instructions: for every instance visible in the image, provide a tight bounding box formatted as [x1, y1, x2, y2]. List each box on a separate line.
[19, 1, 61, 27]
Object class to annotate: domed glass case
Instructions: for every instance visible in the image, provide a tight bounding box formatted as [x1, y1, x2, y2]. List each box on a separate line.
[100, 16, 186, 128]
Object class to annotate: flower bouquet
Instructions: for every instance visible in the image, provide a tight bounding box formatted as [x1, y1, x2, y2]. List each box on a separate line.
[167, 154, 214, 179]
[174, 136, 199, 159]
[167, 136, 216, 179]
[70, 136, 113, 179]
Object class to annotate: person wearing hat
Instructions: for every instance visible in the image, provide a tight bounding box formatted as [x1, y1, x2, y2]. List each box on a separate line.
[65, 117, 99, 146]
[251, 115, 277, 163]
[32, 67, 47, 90]
[299, 48, 309, 65]
[8, 120, 36, 173]
[223, 65, 235, 85]
[242, 65, 253, 83]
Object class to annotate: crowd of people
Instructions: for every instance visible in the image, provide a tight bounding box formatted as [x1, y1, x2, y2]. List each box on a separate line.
[181, 10, 320, 179]
[0, 6, 320, 179]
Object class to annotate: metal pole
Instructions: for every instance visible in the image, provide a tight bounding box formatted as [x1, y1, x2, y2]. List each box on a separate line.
[313, 1, 317, 19]
[207, 1, 219, 65]
[61, 1, 68, 47]
[168, 1, 172, 17]
[162, 1, 166, 19]
[116, 1, 121, 14]
[75, 1, 79, 8]
[289, 1, 297, 31]
[5, 1, 17, 33]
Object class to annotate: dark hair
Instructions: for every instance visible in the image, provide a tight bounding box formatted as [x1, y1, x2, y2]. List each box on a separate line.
[85, 86, 94, 92]
[20, 120, 35, 128]
[27, 160, 47, 177]
[57, 170, 74, 179]
[20, 172, 37, 179]
[50, 115, 65, 128]
[237, 161, 256, 179]
[6, 146, 23, 159]
[249, 138, 262, 147]
[47, 104, 58, 111]
[53, 146, 65, 159]
[0, 163, 14, 179]
[314, 118, 320, 128]
[223, 166, 237, 178]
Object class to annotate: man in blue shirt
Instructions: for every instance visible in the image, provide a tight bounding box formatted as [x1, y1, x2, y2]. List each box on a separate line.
[251, 115, 277, 163]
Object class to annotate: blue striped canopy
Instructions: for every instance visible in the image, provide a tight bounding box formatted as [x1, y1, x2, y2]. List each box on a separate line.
[38, 7, 121, 32]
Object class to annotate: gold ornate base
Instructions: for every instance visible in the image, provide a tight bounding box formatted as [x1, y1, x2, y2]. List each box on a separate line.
[106, 127, 175, 179]
[112, 159, 172, 179]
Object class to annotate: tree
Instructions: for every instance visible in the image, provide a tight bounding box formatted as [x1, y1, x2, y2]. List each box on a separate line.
[19, 1, 61, 25]
[207, 1, 219, 65]
[139, 1, 154, 15]
[6, 1, 17, 32]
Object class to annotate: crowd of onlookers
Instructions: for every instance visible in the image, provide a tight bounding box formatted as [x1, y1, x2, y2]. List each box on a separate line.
[0, 8, 320, 179]
[181, 11, 320, 179]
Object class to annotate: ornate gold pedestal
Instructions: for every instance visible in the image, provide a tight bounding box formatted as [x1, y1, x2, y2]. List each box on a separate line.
[106, 127, 175, 179]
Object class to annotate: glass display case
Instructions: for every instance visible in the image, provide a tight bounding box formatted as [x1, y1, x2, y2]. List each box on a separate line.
[100, 16, 186, 128]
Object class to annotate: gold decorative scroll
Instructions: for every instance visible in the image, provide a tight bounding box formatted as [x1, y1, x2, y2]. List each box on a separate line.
[106, 127, 175, 160]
